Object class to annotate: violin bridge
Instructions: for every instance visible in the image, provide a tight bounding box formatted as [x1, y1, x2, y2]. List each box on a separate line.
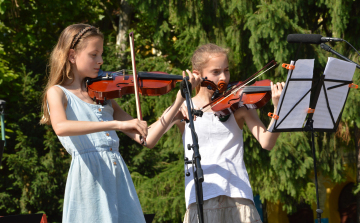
[122, 69, 126, 80]
[101, 72, 113, 80]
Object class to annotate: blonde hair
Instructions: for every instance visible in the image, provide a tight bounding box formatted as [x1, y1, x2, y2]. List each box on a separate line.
[191, 43, 229, 94]
[40, 24, 103, 125]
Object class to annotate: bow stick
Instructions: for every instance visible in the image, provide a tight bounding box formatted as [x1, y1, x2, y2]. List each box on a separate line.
[129, 32, 147, 145]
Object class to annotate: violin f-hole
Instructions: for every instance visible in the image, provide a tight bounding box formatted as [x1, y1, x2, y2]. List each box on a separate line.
[228, 98, 240, 104]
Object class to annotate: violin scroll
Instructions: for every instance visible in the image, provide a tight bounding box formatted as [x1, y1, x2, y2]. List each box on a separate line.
[201, 78, 227, 93]
[201, 78, 228, 100]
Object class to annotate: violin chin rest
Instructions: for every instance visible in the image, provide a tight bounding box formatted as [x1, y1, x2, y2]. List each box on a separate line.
[217, 114, 231, 122]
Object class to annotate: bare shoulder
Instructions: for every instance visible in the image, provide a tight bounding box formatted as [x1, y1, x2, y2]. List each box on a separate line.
[47, 85, 65, 98]
[234, 107, 260, 129]
[235, 106, 259, 119]
[47, 85, 67, 107]
[234, 106, 248, 121]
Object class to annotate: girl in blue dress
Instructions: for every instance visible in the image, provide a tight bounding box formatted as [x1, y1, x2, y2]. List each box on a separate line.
[40, 24, 201, 223]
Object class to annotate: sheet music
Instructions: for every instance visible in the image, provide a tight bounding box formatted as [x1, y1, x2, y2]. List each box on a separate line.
[312, 57, 356, 129]
[268, 59, 314, 132]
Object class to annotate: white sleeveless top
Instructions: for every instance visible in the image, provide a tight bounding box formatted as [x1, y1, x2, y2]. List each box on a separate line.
[182, 111, 254, 208]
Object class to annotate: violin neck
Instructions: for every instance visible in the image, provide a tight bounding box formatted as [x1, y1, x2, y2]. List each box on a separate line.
[138, 72, 183, 81]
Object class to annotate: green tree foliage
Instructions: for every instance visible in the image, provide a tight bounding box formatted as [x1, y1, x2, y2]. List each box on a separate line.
[0, 0, 359, 222]
[126, 0, 360, 219]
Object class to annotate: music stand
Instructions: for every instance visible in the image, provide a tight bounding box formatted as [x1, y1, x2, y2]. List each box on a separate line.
[268, 57, 357, 223]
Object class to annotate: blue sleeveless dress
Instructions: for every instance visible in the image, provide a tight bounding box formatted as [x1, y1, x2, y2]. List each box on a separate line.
[55, 85, 145, 223]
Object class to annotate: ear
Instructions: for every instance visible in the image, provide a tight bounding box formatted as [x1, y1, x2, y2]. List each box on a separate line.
[68, 49, 76, 64]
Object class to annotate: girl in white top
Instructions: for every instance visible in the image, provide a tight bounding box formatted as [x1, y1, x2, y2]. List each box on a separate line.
[163, 44, 285, 223]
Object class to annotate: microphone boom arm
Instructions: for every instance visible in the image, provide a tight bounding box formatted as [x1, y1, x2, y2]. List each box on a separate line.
[320, 43, 360, 69]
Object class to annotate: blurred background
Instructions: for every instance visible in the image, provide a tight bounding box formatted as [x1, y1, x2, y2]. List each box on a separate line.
[0, 0, 359, 222]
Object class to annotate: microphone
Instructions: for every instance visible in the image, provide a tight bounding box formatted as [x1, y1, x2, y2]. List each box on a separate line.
[320, 43, 360, 69]
[287, 34, 343, 44]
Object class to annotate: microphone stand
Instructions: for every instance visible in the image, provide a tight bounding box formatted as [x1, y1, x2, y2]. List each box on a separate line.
[320, 43, 360, 69]
[304, 118, 323, 223]
[181, 77, 204, 223]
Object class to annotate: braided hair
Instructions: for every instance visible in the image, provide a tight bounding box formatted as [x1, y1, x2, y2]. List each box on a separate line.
[70, 26, 96, 49]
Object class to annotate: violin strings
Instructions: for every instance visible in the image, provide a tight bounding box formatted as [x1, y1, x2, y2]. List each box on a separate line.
[201, 64, 277, 112]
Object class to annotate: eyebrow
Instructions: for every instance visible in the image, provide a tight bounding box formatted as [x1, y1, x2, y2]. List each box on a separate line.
[89, 49, 103, 53]
[209, 66, 229, 71]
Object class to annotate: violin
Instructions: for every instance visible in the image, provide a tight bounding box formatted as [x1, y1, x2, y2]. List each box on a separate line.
[86, 70, 226, 102]
[200, 60, 277, 119]
[205, 79, 271, 118]
[86, 69, 184, 102]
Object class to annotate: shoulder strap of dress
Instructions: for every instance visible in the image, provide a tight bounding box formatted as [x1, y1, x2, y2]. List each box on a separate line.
[46, 85, 68, 114]
[54, 85, 72, 98]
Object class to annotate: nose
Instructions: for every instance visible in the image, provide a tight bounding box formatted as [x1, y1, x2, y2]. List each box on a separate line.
[219, 71, 226, 80]
[98, 56, 103, 65]
[218, 70, 230, 84]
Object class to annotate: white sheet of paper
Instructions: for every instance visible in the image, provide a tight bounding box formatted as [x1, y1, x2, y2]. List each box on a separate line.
[312, 57, 356, 129]
[268, 59, 314, 132]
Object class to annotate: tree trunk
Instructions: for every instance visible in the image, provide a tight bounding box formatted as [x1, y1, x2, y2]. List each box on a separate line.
[116, 0, 131, 64]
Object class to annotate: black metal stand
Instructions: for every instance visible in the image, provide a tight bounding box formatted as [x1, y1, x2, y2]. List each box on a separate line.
[181, 77, 204, 223]
[304, 119, 323, 223]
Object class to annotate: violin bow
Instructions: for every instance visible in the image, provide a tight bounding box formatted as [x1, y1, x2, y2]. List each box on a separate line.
[129, 32, 147, 145]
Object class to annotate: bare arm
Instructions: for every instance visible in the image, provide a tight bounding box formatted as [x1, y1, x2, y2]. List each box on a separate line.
[145, 91, 186, 148]
[48, 86, 147, 137]
[234, 81, 285, 150]
[139, 70, 200, 148]
[112, 92, 186, 148]
[235, 107, 280, 150]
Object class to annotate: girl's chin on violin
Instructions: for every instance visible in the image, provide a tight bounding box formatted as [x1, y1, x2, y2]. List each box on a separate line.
[88, 69, 100, 78]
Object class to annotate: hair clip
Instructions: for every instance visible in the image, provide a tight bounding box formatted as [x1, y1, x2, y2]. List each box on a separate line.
[70, 26, 95, 49]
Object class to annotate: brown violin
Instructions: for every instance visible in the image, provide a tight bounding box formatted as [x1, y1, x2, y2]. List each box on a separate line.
[86, 70, 225, 101]
[204, 79, 272, 118]
[200, 60, 277, 118]
[86, 69, 184, 102]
